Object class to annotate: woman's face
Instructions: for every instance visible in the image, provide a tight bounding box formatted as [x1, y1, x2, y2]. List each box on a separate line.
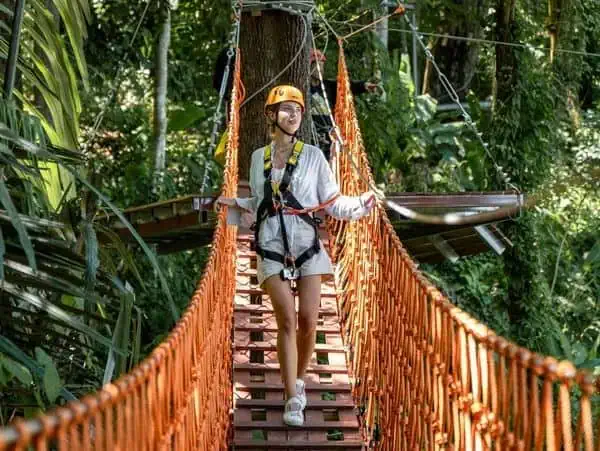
[275, 101, 303, 134]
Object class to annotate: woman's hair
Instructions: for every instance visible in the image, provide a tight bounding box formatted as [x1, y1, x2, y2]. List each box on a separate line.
[265, 105, 279, 135]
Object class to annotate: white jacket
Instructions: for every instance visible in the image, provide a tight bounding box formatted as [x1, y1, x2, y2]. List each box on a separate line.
[235, 143, 370, 254]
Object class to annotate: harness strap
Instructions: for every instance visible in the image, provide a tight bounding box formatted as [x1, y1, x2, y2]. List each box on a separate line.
[254, 140, 324, 278]
[255, 189, 322, 268]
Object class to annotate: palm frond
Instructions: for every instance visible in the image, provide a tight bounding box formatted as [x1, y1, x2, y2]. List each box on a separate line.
[1, 281, 122, 353]
[69, 169, 179, 322]
[0, 172, 36, 271]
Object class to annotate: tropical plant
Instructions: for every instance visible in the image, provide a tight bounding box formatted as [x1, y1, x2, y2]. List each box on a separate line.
[0, 0, 90, 149]
[0, 0, 179, 420]
[0, 96, 184, 423]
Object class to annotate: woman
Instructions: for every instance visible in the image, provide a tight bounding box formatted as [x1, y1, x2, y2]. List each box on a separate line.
[217, 85, 375, 426]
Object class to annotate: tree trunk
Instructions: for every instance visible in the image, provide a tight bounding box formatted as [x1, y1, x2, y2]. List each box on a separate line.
[493, 0, 541, 336]
[423, 0, 486, 101]
[375, 6, 388, 50]
[547, 0, 562, 63]
[494, 0, 518, 103]
[421, 39, 435, 95]
[152, 1, 172, 194]
[238, 10, 311, 179]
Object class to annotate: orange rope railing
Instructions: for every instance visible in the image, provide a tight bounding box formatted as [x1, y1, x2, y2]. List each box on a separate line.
[328, 44, 599, 451]
[0, 52, 244, 451]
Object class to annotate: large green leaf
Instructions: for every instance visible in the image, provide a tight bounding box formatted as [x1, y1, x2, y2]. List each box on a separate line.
[51, 0, 90, 90]
[0, 336, 76, 401]
[0, 0, 91, 213]
[415, 95, 437, 123]
[1, 355, 33, 386]
[168, 103, 207, 131]
[103, 286, 134, 384]
[0, 171, 37, 271]
[35, 347, 62, 403]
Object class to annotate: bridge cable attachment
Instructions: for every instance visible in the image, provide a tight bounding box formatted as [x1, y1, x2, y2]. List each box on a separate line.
[199, 0, 244, 199]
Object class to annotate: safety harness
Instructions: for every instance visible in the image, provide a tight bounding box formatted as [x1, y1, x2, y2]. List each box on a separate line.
[253, 140, 321, 281]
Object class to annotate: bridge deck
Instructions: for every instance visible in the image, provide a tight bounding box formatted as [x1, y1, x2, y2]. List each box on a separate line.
[231, 235, 365, 450]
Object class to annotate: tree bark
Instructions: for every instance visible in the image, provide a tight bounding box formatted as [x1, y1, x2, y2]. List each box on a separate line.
[152, 1, 172, 194]
[238, 10, 311, 179]
[493, 0, 542, 335]
[423, 0, 486, 101]
[494, 0, 518, 103]
[375, 6, 388, 50]
[547, 0, 562, 63]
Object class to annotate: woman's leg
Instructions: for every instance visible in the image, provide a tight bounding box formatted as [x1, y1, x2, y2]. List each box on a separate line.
[296, 275, 322, 378]
[263, 275, 297, 398]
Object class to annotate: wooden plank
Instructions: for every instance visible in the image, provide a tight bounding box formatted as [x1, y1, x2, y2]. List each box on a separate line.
[234, 342, 346, 354]
[234, 363, 348, 374]
[234, 304, 339, 316]
[235, 399, 354, 408]
[234, 382, 352, 393]
[233, 439, 363, 448]
[234, 420, 359, 430]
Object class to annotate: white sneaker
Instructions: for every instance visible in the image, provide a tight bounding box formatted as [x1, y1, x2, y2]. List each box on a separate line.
[295, 378, 307, 410]
[283, 396, 304, 427]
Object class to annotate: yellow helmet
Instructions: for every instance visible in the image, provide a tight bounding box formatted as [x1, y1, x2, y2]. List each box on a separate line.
[264, 85, 305, 114]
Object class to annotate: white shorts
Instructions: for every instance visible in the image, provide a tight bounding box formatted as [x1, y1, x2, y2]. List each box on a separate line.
[256, 239, 334, 287]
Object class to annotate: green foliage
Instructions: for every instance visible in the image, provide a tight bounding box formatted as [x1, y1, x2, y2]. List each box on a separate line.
[0, 336, 75, 417]
[134, 248, 211, 353]
[488, 56, 567, 191]
[0, 0, 90, 150]
[354, 47, 413, 184]
[355, 48, 490, 192]
[0, 102, 180, 422]
[425, 254, 512, 337]
[35, 348, 62, 404]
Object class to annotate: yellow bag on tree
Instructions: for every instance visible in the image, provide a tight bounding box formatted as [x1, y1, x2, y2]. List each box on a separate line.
[214, 130, 228, 165]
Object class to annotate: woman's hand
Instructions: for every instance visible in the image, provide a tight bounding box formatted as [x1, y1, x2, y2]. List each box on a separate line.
[214, 196, 237, 211]
[360, 191, 377, 211]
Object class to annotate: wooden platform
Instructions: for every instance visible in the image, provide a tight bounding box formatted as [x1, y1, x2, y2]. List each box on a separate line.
[103, 191, 523, 263]
[231, 235, 365, 450]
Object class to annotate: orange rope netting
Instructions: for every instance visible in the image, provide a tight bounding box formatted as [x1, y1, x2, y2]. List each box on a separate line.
[0, 52, 244, 451]
[328, 44, 599, 450]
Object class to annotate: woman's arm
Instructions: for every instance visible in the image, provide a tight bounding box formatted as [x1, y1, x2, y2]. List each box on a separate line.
[315, 150, 375, 220]
[215, 151, 259, 213]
